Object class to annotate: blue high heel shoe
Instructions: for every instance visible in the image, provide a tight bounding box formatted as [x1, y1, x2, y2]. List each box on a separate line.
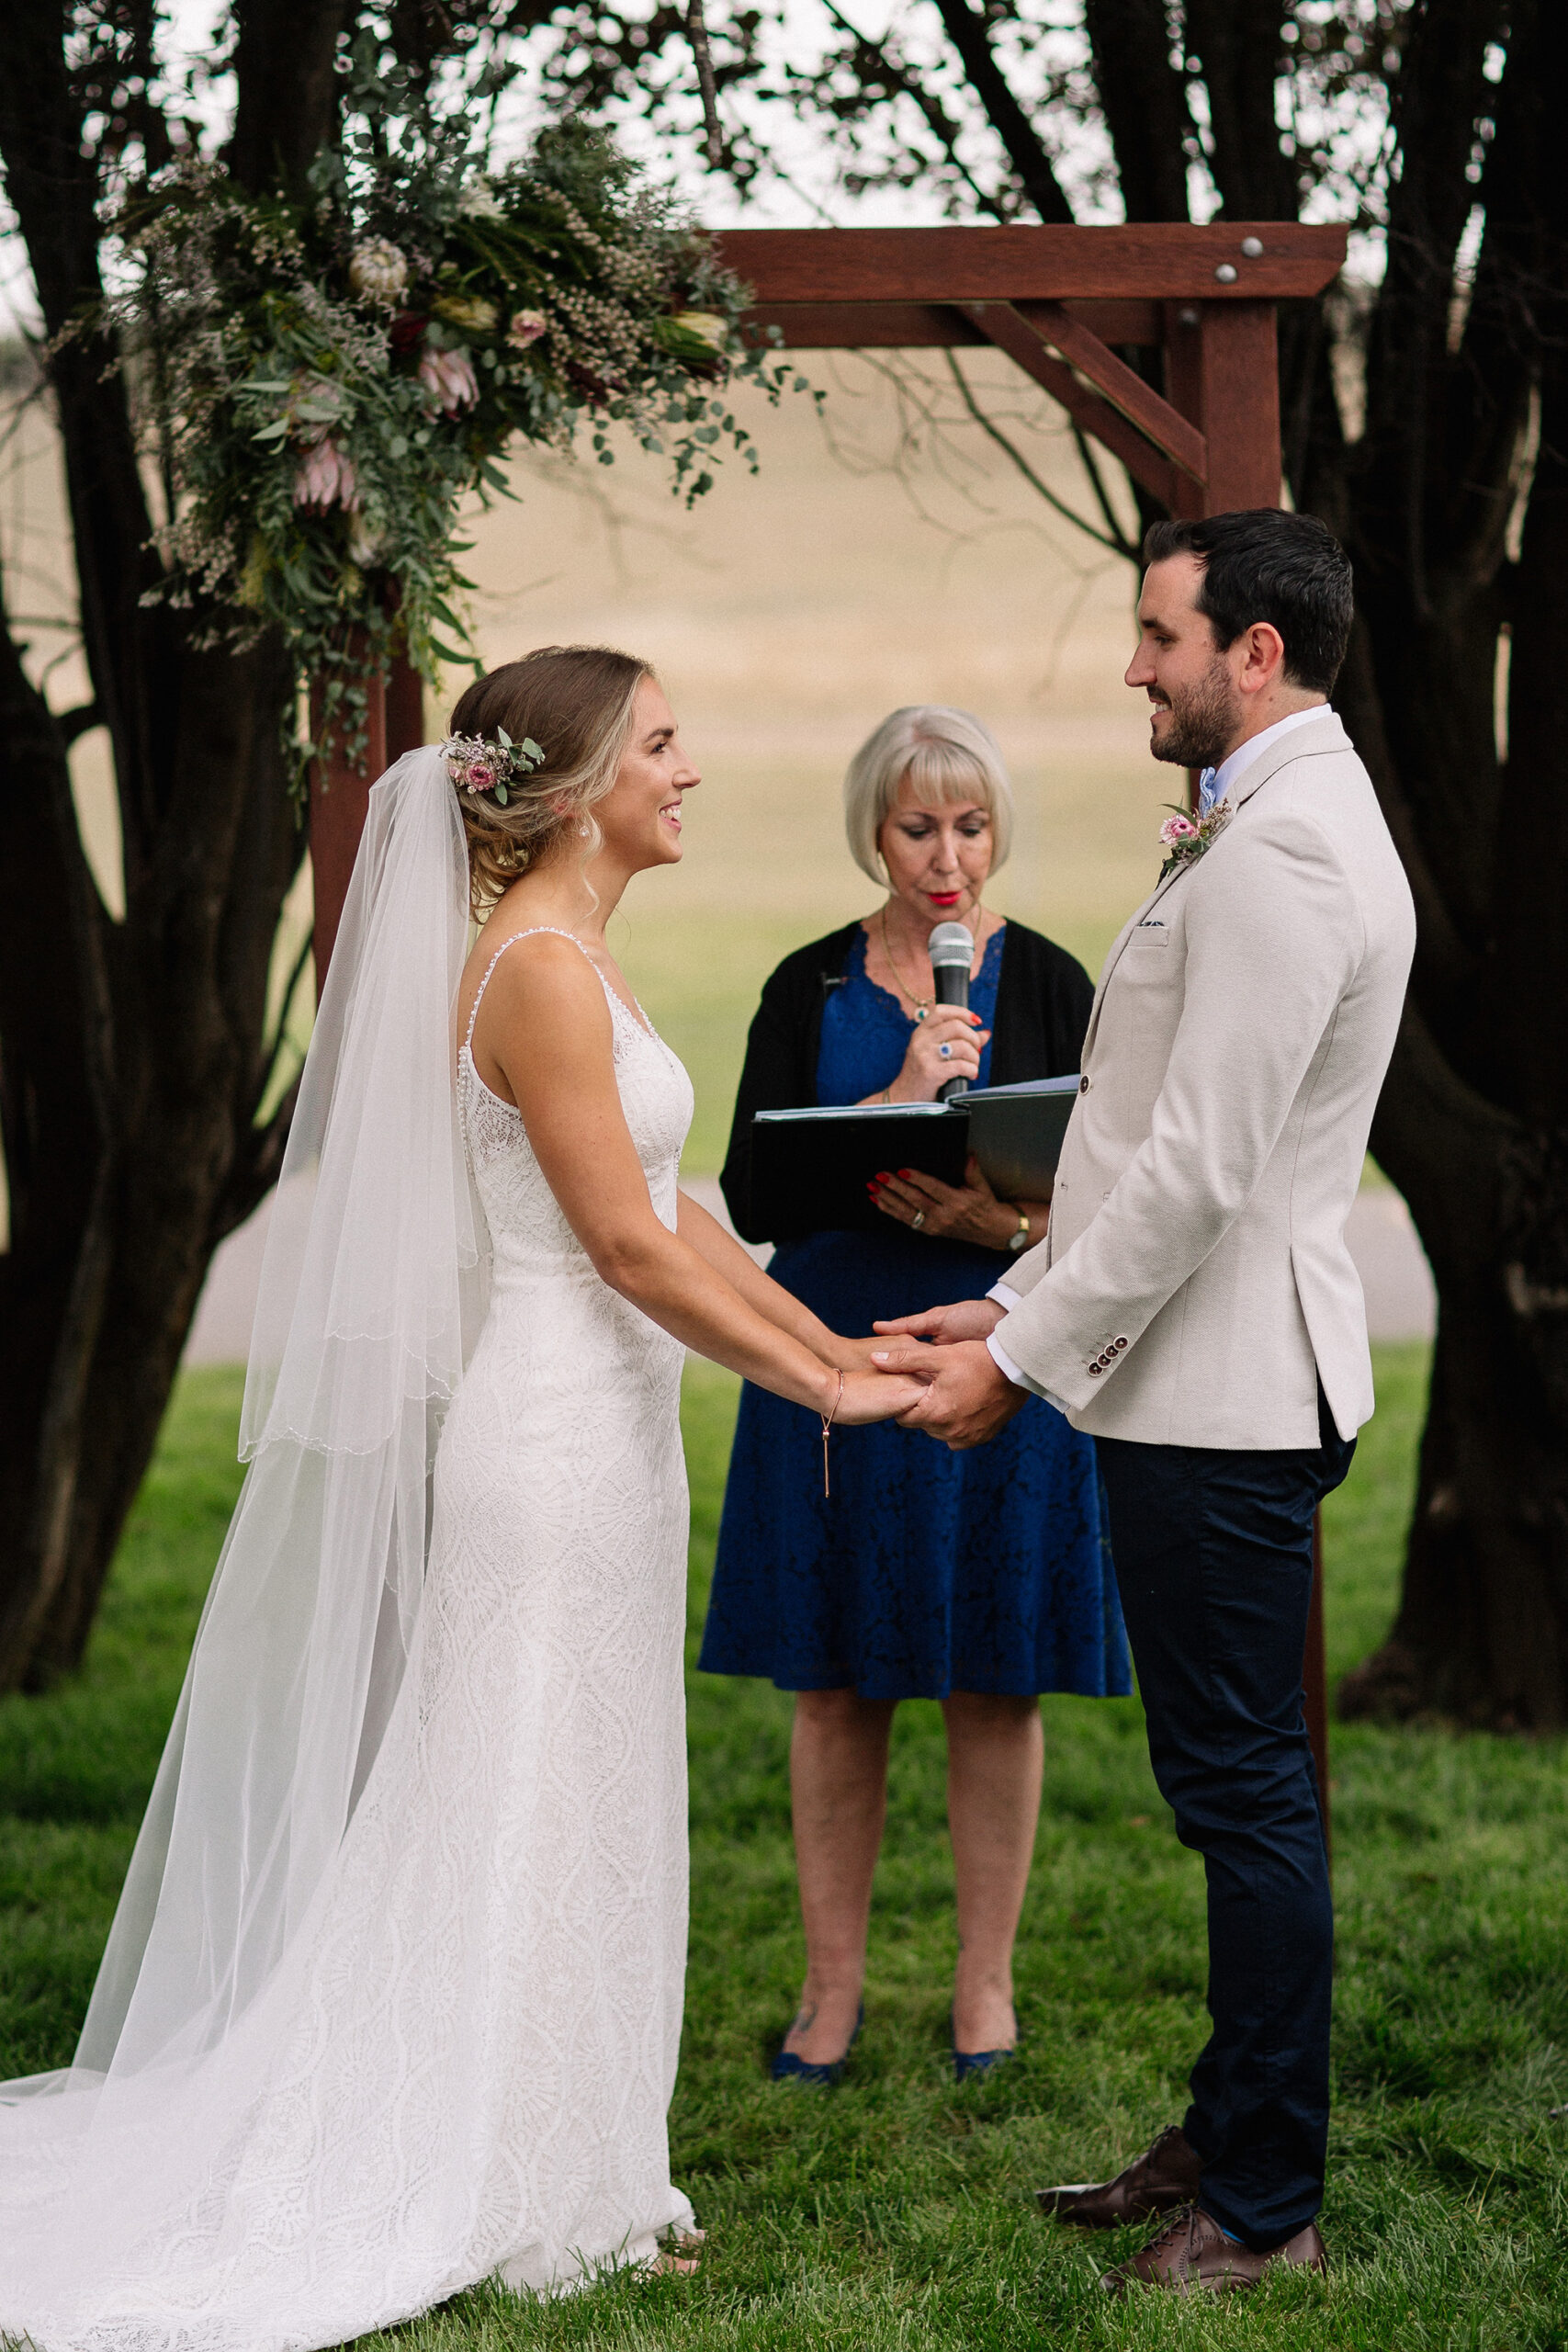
[771, 2000, 864, 2087]
[952, 2010, 1017, 2083]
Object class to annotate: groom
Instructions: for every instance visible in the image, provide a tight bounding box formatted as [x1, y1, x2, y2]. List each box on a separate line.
[872, 509, 1415, 2292]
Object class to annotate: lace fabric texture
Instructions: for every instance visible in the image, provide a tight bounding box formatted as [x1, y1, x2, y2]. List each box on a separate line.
[0, 937, 697, 2349]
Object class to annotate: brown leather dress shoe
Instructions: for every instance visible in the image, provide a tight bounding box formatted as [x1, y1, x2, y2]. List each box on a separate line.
[1100, 2204, 1328, 2295]
[1037, 2123, 1202, 2228]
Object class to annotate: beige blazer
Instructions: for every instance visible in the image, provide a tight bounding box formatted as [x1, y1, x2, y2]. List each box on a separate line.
[995, 710, 1416, 1449]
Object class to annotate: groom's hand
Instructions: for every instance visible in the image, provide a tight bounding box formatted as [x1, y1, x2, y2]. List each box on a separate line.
[870, 1337, 1027, 1451]
[872, 1297, 1005, 1345]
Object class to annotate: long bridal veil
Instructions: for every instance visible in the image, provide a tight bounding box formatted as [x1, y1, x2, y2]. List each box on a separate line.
[3, 743, 486, 2100]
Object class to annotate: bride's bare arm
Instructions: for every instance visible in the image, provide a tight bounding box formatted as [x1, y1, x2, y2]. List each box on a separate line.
[674, 1192, 885, 1371]
[481, 937, 922, 1422]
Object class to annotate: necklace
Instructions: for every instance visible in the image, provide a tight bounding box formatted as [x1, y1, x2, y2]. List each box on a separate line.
[879, 905, 979, 1022]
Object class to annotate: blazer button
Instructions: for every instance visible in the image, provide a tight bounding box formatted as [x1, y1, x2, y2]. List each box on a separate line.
[1087, 1363, 1101, 1377]
[1113, 1336, 1128, 1351]
[1078, 1075, 1089, 1093]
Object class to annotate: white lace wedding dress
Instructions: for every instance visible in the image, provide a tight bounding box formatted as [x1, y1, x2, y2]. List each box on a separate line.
[0, 929, 696, 2351]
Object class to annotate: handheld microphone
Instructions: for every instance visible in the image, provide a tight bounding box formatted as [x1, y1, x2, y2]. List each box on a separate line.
[927, 922, 976, 1102]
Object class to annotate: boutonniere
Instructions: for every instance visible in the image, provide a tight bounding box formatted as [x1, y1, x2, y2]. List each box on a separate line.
[1157, 800, 1231, 881]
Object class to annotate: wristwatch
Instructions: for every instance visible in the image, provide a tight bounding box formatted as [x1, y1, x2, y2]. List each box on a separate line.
[1005, 1208, 1032, 1255]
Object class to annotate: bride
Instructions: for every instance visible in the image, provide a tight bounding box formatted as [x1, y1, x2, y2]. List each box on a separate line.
[0, 645, 920, 2350]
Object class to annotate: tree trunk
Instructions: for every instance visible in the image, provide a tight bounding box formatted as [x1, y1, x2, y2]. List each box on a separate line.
[0, 621, 304, 1688]
[1331, 0, 1568, 1728]
[0, 0, 349, 1690]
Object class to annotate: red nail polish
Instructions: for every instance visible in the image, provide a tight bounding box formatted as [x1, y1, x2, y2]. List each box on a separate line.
[876, 1170, 892, 1182]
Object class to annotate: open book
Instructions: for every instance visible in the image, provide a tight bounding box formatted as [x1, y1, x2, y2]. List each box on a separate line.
[748, 1076, 1080, 1238]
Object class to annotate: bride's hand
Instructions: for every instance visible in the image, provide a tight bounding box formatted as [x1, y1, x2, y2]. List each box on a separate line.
[825, 1332, 895, 1372]
[832, 1367, 930, 1424]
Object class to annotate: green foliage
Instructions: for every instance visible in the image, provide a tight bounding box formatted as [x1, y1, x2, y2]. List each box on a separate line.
[7, 1350, 1568, 2346]
[83, 67, 796, 770]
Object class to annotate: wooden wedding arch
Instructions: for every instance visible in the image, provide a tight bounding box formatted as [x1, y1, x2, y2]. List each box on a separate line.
[309, 219, 1349, 1823]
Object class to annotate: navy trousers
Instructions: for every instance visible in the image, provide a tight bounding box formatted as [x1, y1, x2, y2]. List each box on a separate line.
[1094, 1391, 1354, 2249]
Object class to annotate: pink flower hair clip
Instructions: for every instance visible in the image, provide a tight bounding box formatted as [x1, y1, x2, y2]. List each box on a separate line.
[443, 729, 546, 808]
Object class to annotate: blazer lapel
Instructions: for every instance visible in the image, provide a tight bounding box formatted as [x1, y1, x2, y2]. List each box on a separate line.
[1081, 711, 1349, 1067]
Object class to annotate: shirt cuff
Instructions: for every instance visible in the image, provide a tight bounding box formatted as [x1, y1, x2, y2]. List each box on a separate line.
[985, 1329, 1069, 1417]
[987, 1277, 1023, 1310]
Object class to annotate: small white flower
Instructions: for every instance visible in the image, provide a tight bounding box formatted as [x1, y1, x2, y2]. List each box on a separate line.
[347, 514, 386, 566]
[349, 238, 409, 306]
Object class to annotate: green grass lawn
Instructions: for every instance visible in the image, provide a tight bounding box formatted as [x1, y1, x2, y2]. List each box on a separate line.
[6, 1344, 1568, 2347]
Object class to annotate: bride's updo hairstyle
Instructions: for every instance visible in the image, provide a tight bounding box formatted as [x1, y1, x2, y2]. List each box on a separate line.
[447, 644, 652, 913]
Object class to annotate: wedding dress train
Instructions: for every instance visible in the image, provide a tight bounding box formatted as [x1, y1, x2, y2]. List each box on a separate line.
[0, 882, 696, 2346]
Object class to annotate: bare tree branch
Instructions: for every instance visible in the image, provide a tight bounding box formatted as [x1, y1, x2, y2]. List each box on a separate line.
[1084, 0, 1192, 221]
[942, 351, 1131, 554]
[926, 0, 1075, 223]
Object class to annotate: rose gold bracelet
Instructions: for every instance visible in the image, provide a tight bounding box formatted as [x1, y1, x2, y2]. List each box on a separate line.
[820, 1369, 844, 1498]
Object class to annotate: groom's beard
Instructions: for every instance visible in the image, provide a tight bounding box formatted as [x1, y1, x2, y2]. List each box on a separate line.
[1151, 657, 1242, 769]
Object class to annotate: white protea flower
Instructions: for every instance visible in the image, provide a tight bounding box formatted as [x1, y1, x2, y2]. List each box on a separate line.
[457, 181, 504, 220]
[349, 238, 409, 306]
[672, 311, 728, 350]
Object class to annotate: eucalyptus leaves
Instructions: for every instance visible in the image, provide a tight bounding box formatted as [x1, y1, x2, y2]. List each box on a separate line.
[82, 114, 792, 771]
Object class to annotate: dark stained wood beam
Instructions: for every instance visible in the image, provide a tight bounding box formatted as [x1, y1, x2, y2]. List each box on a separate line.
[745, 297, 1166, 349]
[955, 301, 1182, 511]
[713, 222, 1347, 306]
[1163, 300, 1282, 513]
[974, 300, 1208, 485]
[745, 301, 988, 350]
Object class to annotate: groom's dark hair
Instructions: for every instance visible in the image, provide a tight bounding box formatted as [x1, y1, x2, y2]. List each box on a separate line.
[1142, 510, 1353, 695]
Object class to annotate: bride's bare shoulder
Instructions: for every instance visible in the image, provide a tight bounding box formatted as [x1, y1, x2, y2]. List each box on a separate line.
[461, 924, 612, 1055]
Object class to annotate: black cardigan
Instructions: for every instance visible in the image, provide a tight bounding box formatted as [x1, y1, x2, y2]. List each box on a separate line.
[719, 918, 1095, 1244]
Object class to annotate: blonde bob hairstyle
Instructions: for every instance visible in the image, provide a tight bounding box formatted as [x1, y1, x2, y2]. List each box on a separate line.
[448, 644, 653, 914]
[842, 705, 1014, 886]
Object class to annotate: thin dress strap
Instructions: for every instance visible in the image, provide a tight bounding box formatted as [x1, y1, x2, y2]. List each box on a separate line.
[462, 927, 597, 1055]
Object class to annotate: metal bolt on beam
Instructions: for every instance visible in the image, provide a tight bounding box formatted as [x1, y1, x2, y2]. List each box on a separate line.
[1214, 264, 1239, 283]
[1240, 237, 1264, 258]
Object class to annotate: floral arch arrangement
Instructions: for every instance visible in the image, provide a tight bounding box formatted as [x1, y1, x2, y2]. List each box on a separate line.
[88, 104, 793, 764]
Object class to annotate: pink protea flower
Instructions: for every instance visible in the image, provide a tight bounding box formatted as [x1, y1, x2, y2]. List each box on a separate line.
[292, 438, 360, 512]
[506, 308, 548, 349]
[1156, 799, 1231, 877]
[418, 346, 479, 415]
[461, 757, 496, 794]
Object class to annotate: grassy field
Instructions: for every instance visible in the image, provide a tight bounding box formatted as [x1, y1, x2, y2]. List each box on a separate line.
[6, 1344, 1568, 2346]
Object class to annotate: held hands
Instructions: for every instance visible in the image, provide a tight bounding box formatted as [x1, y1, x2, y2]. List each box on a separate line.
[870, 1154, 1049, 1252]
[883, 1007, 989, 1100]
[868, 1336, 1028, 1451]
[832, 1366, 930, 1424]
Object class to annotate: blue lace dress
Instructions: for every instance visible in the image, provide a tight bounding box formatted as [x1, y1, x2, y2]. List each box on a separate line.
[698, 927, 1130, 1701]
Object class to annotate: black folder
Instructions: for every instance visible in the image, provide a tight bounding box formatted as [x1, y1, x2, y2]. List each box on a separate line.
[749, 1077, 1080, 1238]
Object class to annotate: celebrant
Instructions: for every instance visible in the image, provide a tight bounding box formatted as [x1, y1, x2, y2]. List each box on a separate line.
[699, 705, 1129, 2086]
